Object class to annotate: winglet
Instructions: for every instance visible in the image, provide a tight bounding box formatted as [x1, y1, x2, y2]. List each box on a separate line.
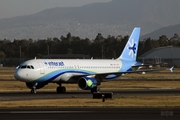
[169, 66, 174, 73]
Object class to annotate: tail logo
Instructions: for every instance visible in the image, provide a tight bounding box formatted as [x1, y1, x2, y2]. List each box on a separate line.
[128, 39, 137, 58]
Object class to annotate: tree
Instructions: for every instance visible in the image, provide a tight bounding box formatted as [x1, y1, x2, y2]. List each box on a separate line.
[158, 35, 168, 46]
[0, 51, 6, 58]
[170, 33, 180, 41]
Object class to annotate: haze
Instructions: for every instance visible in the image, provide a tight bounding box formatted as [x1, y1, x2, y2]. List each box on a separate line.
[0, 0, 112, 19]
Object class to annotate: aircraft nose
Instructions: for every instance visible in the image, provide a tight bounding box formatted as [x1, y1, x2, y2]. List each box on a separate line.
[14, 70, 23, 81]
[14, 69, 33, 82]
[14, 69, 29, 82]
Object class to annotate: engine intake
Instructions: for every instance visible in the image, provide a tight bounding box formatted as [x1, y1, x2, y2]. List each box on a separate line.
[78, 77, 98, 90]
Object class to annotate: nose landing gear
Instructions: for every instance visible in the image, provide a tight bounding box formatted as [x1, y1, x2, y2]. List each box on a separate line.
[26, 82, 47, 94]
[30, 83, 38, 94]
[31, 87, 36, 94]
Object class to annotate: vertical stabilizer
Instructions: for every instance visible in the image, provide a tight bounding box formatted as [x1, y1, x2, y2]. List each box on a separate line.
[117, 27, 141, 61]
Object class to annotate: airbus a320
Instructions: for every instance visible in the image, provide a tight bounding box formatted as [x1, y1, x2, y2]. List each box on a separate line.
[14, 27, 145, 94]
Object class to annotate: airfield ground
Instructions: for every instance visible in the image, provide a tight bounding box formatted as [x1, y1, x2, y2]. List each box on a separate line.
[0, 67, 180, 107]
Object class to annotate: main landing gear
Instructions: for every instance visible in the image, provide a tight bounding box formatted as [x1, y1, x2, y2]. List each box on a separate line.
[91, 82, 101, 93]
[56, 83, 66, 93]
[91, 86, 100, 93]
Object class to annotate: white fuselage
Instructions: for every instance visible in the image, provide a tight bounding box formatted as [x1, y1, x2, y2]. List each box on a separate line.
[14, 59, 135, 83]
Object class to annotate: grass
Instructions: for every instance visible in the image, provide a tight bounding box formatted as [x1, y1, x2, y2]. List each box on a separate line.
[1, 96, 180, 108]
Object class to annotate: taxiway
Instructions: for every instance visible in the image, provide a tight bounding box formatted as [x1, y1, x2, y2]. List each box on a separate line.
[0, 89, 180, 119]
[0, 89, 180, 101]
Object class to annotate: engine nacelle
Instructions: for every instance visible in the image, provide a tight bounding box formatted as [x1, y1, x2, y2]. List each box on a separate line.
[26, 82, 48, 89]
[78, 77, 98, 90]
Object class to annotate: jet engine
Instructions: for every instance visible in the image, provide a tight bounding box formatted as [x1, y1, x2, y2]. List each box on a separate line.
[26, 82, 48, 89]
[78, 77, 98, 90]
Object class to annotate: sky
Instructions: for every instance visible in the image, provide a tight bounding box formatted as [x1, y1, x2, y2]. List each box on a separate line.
[0, 0, 112, 19]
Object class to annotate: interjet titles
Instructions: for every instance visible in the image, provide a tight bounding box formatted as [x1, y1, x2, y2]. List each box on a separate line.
[44, 61, 65, 66]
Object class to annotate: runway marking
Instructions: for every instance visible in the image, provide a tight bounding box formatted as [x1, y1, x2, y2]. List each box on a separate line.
[149, 88, 176, 90]
[8, 111, 93, 114]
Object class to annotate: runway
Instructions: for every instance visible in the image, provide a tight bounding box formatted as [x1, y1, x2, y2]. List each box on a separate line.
[0, 89, 180, 119]
[0, 107, 179, 120]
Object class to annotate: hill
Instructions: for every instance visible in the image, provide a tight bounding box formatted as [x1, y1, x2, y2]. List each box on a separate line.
[0, 0, 180, 40]
[141, 23, 180, 40]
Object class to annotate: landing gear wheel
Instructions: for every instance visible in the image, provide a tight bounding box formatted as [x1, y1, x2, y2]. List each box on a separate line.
[61, 86, 66, 93]
[31, 88, 36, 94]
[30, 85, 37, 94]
[56, 86, 66, 93]
[91, 87, 99, 93]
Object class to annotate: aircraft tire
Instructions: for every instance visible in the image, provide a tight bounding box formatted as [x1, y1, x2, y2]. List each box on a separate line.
[91, 87, 98, 93]
[31, 89, 36, 94]
[61, 86, 66, 93]
[56, 86, 66, 93]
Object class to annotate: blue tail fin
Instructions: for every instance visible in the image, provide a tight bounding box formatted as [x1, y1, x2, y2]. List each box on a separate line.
[117, 27, 141, 61]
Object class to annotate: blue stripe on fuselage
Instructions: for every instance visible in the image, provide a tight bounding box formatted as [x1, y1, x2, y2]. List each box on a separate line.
[35, 69, 95, 82]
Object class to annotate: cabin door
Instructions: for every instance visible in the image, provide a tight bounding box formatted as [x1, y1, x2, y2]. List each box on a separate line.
[38, 62, 45, 74]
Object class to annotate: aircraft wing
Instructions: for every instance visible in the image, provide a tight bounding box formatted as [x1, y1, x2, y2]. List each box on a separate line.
[94, 68, 163, 77]
[69, 68, 163, 82]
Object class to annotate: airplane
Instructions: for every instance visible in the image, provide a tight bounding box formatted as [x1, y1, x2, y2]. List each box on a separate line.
[14, 27, 147, 94]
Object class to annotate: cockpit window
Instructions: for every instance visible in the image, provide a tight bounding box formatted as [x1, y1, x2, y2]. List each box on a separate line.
[30, 66, 34, 69]
[21, 65, 27, 69]
[19, 65, 34, 69]
[27, 65, 31, 69]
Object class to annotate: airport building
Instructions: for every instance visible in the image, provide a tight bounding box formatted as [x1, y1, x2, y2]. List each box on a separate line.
[138, 46, 180, 67]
